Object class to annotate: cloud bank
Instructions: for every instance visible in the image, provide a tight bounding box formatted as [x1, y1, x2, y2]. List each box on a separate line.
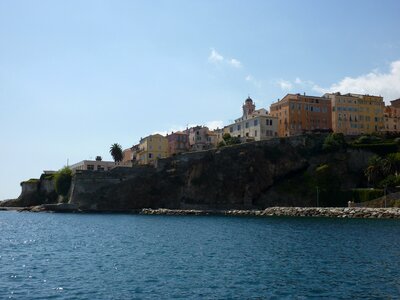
[313, 60, 400, 101]
[276, 60, 400, 102]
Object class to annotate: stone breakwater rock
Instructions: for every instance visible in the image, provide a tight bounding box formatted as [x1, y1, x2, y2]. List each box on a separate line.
[18, 203, 79, 213]
[139, 207, 400, 219]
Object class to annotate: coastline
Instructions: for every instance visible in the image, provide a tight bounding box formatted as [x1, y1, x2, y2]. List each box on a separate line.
[3, 204, 400, 219]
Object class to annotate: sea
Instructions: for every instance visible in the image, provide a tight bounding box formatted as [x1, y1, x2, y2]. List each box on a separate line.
[1, 211, 400, 299]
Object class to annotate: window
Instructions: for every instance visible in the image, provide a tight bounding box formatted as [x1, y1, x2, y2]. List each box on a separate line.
[87, 164, 94, 170]
[237, 125, 241, 130]
[254, 119, 258, 126]
[245, 122, 249, 128]
[230, 127, 233, 133]
[255, 130, 257, 137]
[148, 153, 153, 158]
[97, 165, 104, 171]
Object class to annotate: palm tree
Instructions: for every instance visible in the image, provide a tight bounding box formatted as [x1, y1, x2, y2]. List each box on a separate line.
[110, 143, 123, 163]
[364, 155, 383, 186]
[384, 153, 400, 176]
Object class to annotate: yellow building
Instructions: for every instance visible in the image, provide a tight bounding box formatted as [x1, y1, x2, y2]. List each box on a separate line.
[325, 92, 384, 135]
[136, 134, 168, 165]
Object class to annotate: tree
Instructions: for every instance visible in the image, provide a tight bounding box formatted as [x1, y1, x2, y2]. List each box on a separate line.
[218, 133, 241, 147]
[383, 153, 400, 176]
[322, 133, 346, 151]
[110, 143, 123, 162]
[364, 155, 384, 186]
[54, 166, 72, 196]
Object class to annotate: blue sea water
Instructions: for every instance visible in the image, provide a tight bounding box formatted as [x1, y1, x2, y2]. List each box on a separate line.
[1, 212, 400, 299]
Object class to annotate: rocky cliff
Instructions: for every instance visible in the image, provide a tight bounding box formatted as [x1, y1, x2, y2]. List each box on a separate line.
[67, 135, 373, 210]
[2, 135, 374, 210]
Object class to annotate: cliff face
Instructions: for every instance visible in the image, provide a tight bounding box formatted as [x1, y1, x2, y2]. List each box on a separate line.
[4, 135, 374, 210]
[68, 135, 373, 210]
[1, 176, 57, 207]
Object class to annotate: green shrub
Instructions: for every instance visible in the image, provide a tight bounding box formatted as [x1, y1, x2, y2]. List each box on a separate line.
[54, 167, 72, 196]
[323, 133, 346, 151]
[351, 143, 398, 156]
[378, 175, 400, 189]
[354, 135, 382, 145]
[352, 188, 384, 202]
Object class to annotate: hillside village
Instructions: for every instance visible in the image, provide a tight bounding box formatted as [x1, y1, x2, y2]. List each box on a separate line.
[68, 92, 400, 172]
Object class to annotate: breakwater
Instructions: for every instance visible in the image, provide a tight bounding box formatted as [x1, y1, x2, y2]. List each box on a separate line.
[17, 204, 400, 219]
[10, 204, 400, 219]
[140, 207, 400, 219]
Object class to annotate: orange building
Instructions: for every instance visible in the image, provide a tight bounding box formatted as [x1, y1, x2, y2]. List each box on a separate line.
[270, 93, 332, 137]
[384, 98, 400, 132]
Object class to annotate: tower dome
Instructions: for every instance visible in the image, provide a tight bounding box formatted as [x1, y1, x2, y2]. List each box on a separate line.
[242, 96, 256, 117]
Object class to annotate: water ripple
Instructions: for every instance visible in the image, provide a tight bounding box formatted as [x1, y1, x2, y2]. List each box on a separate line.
[0, 212, 400, 299]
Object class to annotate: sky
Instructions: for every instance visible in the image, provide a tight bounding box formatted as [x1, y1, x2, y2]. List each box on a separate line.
[1, 0, 400, 200]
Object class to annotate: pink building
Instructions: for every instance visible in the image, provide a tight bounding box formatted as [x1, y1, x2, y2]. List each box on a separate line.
[167, 132, 189, 156]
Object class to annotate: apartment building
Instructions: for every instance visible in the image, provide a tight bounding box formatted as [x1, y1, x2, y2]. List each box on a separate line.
[136, 134, 168, 165]
[270, 93, 331, 137]
[325, 92, 384, 135]
[383, 98, 400, 132]
[186, 126, 218, 151]
[167, 131, 190, 156]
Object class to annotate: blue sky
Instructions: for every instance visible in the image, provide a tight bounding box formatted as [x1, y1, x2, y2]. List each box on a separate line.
[1, 0, 400, 199]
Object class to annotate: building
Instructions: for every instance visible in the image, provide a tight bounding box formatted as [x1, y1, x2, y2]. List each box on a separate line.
[167, 131, 189, 156]
[325, 92, 384, 135]
[186, 126, 218, 151]
[136, 134, 168, 165]
[213, 128, 226, 144]
[383, 98, 400, 133]
[69, 159, 117, 172]
[226, 97, 278, 141]
[270, 93, 331, 137]
[122, 145, 139, 166]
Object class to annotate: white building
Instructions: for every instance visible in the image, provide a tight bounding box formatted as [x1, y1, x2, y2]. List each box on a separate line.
[69, 159, 118, 172]
[226, 97, 278, 141]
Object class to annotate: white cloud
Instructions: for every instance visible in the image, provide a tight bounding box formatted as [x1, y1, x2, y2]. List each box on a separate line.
[205, 120, 224, 130]
[208, 48, 224, 63]
[208, 48, 242, 69]
[245, 75, 253, 81]
[154, 121, 224, 136]
[312, 60, 400, 101]
[228, 58, 242, 68]
[295, 77, 303, 84]
[277, 80, 293, 90]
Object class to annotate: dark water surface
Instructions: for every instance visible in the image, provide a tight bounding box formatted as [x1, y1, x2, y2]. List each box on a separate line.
[1, 212, 400, 299]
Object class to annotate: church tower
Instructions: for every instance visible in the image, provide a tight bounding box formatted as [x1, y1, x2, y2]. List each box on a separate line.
[242, 96, 256, 117]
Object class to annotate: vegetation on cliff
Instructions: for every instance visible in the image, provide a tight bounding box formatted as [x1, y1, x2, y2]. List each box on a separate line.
[54, 167, 72, 196]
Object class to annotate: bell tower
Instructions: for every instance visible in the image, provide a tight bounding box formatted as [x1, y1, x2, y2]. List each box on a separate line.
[242, 96, 256, 117]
